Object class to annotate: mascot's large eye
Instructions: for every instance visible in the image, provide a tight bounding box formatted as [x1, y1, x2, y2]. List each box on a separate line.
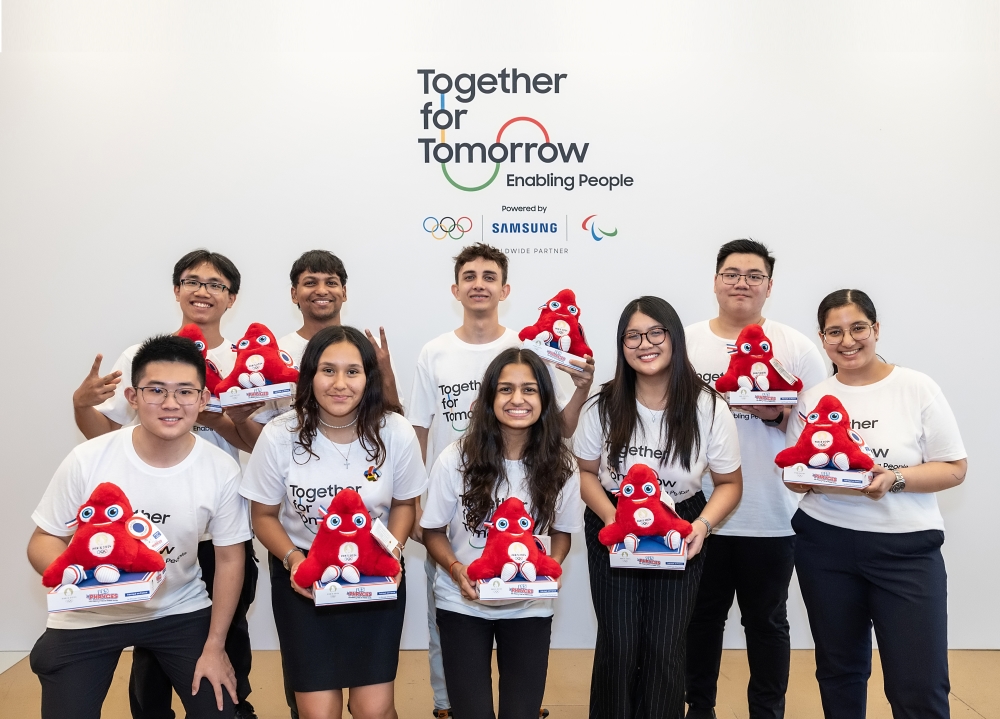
[194, 340, 205, 352]
[495, 518, 509, 531]
[760, 341, 771, 352]
[807, 412, 820, 424]
[256, 335, 271, 345]
[352, 512, 367, 528]
[828, 412, 843, 423]
[567, 305, 579, 315]
[80, 506, 95, 522]
[105, 504, 123, 520]
[642, 482, 656, 496]
[740, 342, 752, 353]
[326, 514, 342, 530]
[548, 300, 561, 310]
[621, 484, 635, 497]
[238, 339, 250, 350]
[518, 517, 531, 530]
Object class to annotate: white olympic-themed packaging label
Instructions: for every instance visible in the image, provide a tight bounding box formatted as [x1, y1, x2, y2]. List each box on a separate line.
[47, 570, 165, 613]
[726, 388, 799, 406]
[313, 574, 398, 606]
[219, 382, 295, 407]
[520, 340, 586, 372]
[782, 464, 873, 489]
[609, 534, 688, 571]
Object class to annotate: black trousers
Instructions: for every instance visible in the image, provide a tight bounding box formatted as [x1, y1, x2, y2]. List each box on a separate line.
[686, 533, 796, 719]
[437, 608, 553, 719]
[129, 539, 258, 719]
[30, 607, 232, 719]
[792, 510, 950, 719]
[586, 490, 708, 719]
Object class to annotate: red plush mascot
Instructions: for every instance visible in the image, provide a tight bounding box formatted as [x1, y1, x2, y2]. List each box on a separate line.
[466, 497, 562, 582]
[42, 483, 166, 588]
[518, 289, 593, 358]
[715, 325, 803, 393]
[775, 395, 875, 471]
[215, 323, 299, 393]
[293, 489, 399, 586]
[598, 464, 694, 551]
[176, 324, 224, 396]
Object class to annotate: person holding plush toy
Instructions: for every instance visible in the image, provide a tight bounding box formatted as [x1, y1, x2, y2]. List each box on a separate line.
[574, 296, 743, 719]
[240, 325, 426, 719]
[421, 348, 584, 719]
[784, 290, 967, 719]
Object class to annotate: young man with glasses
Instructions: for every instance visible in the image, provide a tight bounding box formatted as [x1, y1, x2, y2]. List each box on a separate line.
[683, 240, 827, 719]
[70, 250, 260, 719]
[30, 335, 250, 719]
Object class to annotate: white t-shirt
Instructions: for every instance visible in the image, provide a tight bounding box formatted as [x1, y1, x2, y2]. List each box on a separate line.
[574, 391, 742, 502]
[239, 411, 427, 549]
[96, 341, 239, 461]
[790, 367, 966, 533]
[685, 319, 828, 536]
[32, 427, 251, 630]
[420, 441, 584, 619]
[407, 329, 570, 471]
[251, 331, 308, 425]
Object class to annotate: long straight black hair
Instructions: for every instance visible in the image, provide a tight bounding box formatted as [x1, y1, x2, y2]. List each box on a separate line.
[458, 348, 575, 534]
[292, 325, 389, 467]
[596, 296, 714, 472]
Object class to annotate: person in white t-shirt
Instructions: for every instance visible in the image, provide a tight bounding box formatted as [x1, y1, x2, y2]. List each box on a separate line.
[575, 296, 743, 719]
[67, 250, 261, 719]
[786, 290, 967, 719]
[421, 348, 584, 718]
[240, 325, 426, 719]
[684, 240, 828, 719]
[29, 335, 251, 719]
[407, 242, 594, 719]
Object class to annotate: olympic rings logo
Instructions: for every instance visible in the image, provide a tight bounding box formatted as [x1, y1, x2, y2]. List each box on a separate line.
[423, 216, 473, 240]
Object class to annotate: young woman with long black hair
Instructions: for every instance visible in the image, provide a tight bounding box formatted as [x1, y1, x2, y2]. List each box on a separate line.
[787, 290, 967, 719]
[421, 348, 584, 719]
[240, 326, 427, 719]
[575, 296, 743, 719]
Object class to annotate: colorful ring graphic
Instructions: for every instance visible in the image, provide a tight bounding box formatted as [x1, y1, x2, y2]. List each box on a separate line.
[423, 216, 473, 240]
[441, 115, 551, 192]
[582, 214, 619, 241]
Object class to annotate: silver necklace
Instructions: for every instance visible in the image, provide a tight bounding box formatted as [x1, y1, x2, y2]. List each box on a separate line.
[319, 415, 358, 430]
[329, 439, 353, 469]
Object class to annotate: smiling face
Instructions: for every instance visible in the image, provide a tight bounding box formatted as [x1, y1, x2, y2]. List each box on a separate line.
[173, 262, 236, 326]
[451, 258, 510, 314]
[623, 312, 673, 377]
[820, 304, 879, 373]
[493, 362, 542, 432]
[125, 361, 206, 441]
[292, 271, 347, 324]
[714, 252, 772, 319]
[313, 341, 367, 422]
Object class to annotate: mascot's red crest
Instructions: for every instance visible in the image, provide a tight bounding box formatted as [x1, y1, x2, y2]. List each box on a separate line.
[715, 325, 803, 393]
[42, 482, 166, 588]
[177, 324, 223, 396]
[293, 488, 399, 586]
[519, 289, 593, 358]
[598, 464, 694, 551]
[466, 497, 563, 582]
[215, 322, 299, 394]
[775, 395, 875, 471]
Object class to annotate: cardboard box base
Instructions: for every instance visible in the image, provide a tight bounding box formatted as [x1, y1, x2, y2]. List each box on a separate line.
[726, 389, 798, 405]
[521, 340, 585, 372]
[313, 575, 398, 605]
[219, 382, 295, 407]
[609, 535, 687, 570]
[782, 464, 873, 488]
[47, 570, 165, 613]
[476, 575, 559, 601]
[204, 396, 222, 413]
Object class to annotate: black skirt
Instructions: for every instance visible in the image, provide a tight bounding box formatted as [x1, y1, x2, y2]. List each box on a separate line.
[269, 552, 406, 692]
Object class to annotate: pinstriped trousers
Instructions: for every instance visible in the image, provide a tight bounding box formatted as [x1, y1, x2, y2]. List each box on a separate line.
[585, 491, 708, 719]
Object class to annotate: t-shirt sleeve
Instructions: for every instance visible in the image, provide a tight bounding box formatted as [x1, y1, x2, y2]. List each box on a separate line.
[95, 350, 136, 426]
[209, 463, 253, 546]
[32, 451, 87, 537]
[406, 349, 437, 429]
[794, 338, 829, 391]
[919, 385, 967, 462]
[572, 397, 603, 461]
[240, 422, 292, 505]
[389, 418, 429, 500]
[551, 467, 584, 533]
[420, 446, 462, 529]
[705, 395, 742, 474]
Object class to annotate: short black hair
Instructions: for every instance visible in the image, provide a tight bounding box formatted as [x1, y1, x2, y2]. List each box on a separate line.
[172, 250, 242, 295]
[715, 239, 775, 277]
[132, 335, 207, 388]
[289, 250, 348, 287]
[453, 243, 509, 285]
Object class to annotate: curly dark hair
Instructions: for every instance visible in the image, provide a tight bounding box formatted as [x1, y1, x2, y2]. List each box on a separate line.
[292, 326, 389, 466]
[458, 348, 575, 534]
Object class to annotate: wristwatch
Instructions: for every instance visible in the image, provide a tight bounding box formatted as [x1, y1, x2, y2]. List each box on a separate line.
[282, 547, 303, 571]
[889, 469, 906, 493]
[761, 409, 784, 427]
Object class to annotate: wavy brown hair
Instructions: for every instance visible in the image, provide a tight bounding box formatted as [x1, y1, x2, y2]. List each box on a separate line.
[459, 348, 574, 534]
[292, 326, 389, 466]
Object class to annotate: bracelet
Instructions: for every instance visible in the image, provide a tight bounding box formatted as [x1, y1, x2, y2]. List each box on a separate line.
[761, 409, 785, 427]
[695, 516, 712, 534]
[449, 560, 463, 579]
[281, 547, 302, 571]
[392, 542, 406, 561]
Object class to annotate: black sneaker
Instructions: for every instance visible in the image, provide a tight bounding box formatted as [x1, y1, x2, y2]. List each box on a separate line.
[540, 710, 550, 718]
[685, 707, 717, 719]
[235, 701, 259, 719]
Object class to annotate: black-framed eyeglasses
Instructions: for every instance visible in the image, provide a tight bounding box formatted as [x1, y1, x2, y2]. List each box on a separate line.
[622, 327, 668, 349]
[717, 272, 770, 286]
[135, 386, 205, 405]
[178, 278, 230, 295]
[821, 323, 874, 345]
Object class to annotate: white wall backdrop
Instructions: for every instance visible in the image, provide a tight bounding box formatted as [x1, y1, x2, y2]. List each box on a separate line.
[1, 1, 998, 652]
